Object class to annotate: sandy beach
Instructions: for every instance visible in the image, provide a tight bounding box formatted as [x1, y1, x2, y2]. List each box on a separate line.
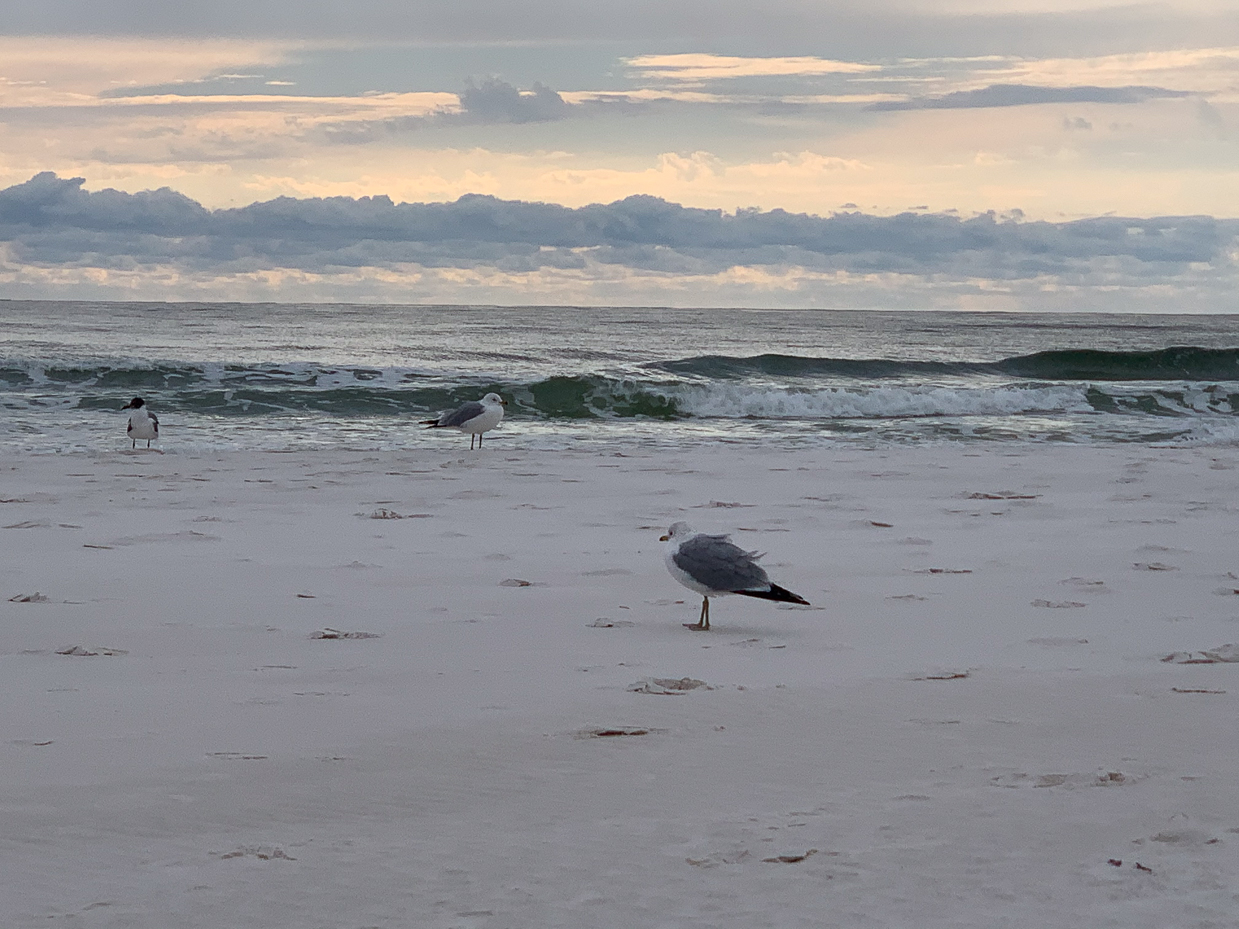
[2, 442, 1237, 928]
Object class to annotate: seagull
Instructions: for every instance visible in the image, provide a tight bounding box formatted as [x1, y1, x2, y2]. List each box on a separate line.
[660, 521, 809, 630]
[121, 397, 159, 449]
[422, 393, 507, 449]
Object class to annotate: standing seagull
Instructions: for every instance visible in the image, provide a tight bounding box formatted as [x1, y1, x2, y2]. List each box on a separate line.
[660, 521, 809, 630]
[421, 393, 506, 449]
[122, 397, 159, 449]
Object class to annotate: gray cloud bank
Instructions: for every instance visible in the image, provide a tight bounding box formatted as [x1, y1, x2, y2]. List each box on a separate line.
[2, 173, 1236, 308]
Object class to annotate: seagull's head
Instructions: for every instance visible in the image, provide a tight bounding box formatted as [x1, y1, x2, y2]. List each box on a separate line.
[481, 392, 506, 406]
[122, 397, 145, 410]
[660, 521, 693, 542]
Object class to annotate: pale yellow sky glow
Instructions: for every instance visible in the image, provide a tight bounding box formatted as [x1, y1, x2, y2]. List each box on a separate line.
[1, 36, 1234, 218]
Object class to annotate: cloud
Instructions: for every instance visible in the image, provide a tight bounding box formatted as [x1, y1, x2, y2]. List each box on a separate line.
[1, 172, 1235, 310]
[994, 46, 1239, 93]
[624, 54, 880, 82]
[313, 78, 572, 142]
[456, 78, 569, 123]
[0, 171, 209, 232]
[869, 83, 1194, 111]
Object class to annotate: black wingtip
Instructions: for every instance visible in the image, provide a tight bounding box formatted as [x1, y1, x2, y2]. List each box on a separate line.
[734, 583, 810, 606]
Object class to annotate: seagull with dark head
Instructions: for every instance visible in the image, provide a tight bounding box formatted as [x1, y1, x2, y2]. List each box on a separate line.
[422, 393, 506, 449]
[121, 397, 159, 449]
[660, 521, 809, 630]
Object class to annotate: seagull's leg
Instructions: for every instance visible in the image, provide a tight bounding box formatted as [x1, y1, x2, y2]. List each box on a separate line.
[470, 434, 476, 450]
[479, 432, 483, 448]
[699, 596, 710, 630]
[132, 439, 136, 449]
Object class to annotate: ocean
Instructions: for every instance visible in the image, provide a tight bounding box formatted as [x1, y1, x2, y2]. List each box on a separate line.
[2, 300, 1237, 453]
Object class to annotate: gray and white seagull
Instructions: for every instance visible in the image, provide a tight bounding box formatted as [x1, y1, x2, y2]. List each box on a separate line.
[660, 521, 809, 630]
[421, 392, 507, 449]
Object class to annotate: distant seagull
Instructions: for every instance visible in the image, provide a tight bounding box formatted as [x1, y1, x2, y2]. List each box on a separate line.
[122, 397, 159, 449]
[660, 521, 809, 630]
[421, 392, 507, 449]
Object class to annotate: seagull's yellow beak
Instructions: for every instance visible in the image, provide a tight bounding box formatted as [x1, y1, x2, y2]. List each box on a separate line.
[659, 534, 669, 541]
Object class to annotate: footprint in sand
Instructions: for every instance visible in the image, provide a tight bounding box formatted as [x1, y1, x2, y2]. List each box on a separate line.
[1061, 577, 1109, 593]
[628, 677, 711, 695]
[1162, 644, 1239, 664]
[576, 726, 666, 739]
[1028, 637, 1089, 647]
[991, 770, 1137, 789]
[56, 645, 127, 657]
[909, 670, 971, 681]
[1146, 828, 1220, 847]
[214, 845, 295, 861]
[686, 848, 751, 868]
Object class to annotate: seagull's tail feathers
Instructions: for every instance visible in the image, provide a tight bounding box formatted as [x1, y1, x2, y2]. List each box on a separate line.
[421, 418, 444, 427]
[735, 583, 810, 606]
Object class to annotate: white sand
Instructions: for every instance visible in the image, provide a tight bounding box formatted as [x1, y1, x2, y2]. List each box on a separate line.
[2, 443, 1237, 928]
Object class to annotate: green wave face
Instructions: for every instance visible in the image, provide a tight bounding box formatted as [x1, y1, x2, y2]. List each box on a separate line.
[994, 347, 1239, 381]
[4, 346, 1238, 423]
[655, 347, 1239, 381]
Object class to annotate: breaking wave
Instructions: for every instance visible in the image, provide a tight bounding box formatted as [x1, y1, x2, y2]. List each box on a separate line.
[2, 351, 1237, 427]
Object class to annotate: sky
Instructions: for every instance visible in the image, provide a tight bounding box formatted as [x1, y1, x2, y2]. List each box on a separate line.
[1, 0, 1237, 310]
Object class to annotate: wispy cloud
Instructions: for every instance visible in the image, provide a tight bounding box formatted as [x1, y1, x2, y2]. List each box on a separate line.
[315, 79, 571, 142]
[0, 36, 298, 103]
[995, 46, 1239, 93]
[869, 83, 1194, 111]
[624, 54, 880, 82]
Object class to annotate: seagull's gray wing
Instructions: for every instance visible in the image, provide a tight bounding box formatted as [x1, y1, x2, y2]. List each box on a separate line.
[149, 413, 159, 430]
[438, 401, 485, 427]
[672, 533, 770, 593]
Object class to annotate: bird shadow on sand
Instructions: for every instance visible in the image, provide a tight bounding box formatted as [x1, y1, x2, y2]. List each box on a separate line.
[676, 621, 810, 641]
